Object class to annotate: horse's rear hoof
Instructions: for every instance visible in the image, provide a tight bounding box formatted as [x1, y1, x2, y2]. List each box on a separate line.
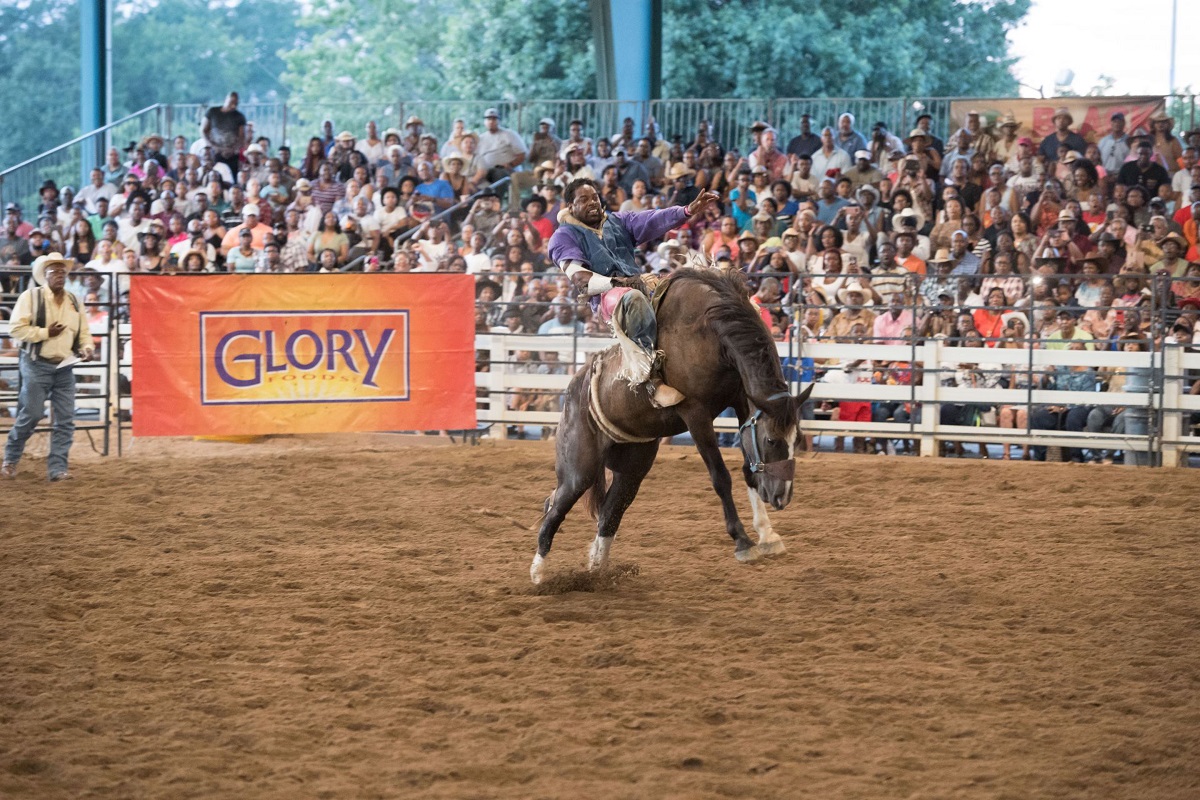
[530, 553, 546, 585]
[735, 544, 763, 564]
[758, 538, 787, 557]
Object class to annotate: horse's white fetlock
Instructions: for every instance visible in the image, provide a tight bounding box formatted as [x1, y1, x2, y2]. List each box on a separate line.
[530, 553, 546, 585]
[748, 488, 785, 555]
[588, 536, 612, 571]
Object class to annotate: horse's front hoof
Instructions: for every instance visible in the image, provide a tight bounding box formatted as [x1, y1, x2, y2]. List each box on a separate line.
[734, 544, 763, 564]
[757, 537, 787, 557]
[530, 553, 546, 585]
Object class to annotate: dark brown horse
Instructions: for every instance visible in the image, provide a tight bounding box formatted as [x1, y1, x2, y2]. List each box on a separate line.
[530, 269, 812, 584]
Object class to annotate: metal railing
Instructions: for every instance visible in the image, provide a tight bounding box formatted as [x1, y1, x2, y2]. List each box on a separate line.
[0, 105, 166, 215]
[469, 331, 1190, 463]
[4, 268, 1197, 466]
[7, 93, 1199, 215]
[0, 269, 121, 456]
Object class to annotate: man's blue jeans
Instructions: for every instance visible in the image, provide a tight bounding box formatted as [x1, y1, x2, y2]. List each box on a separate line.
[4, 353, 76, 476]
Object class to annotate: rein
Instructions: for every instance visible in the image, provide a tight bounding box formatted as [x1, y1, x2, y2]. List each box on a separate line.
[740, 391, 794, 475]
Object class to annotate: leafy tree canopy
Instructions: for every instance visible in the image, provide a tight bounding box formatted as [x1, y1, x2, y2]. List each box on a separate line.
[2, 0, 1030, 169]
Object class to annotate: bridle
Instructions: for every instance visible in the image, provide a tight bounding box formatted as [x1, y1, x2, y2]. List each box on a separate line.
[739, 391, 796, 479]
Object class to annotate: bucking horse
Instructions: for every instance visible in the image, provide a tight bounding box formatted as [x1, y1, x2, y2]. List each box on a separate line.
[530, 268, 813, 584]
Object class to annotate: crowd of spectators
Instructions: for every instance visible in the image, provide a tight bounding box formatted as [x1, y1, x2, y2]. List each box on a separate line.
[2, 93, 1198, 456]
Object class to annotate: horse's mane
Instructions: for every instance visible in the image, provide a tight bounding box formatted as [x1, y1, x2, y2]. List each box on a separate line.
[668, 269, 788, 407]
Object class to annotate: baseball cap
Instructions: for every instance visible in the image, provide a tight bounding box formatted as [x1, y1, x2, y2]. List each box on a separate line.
[243, 204, 261, 218]
[854, 149, 871, 160]
[484, 107, 500, 118]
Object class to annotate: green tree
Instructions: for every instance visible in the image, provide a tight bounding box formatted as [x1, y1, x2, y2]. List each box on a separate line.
[438, 0, 595, 100]
[113, 0, 300, 116]
[0, 0, 80, 170]
[0, 0, 300, 170]
[661, 0, 1030, 98]
[281, 0, 594, 106]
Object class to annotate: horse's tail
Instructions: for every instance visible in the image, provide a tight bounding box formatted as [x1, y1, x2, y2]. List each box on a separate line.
[582, 469, 606, 520]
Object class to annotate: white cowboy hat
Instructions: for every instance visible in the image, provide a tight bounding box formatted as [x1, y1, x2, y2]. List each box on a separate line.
[836, 281, 871, 305]
[32, 252, 74, 286]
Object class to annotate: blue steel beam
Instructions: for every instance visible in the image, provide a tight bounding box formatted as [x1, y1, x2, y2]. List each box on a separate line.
[590, 0, 662, 128]
[80, 0, 111, 179]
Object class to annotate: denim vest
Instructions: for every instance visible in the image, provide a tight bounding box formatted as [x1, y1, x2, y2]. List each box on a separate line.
[558, 217, 640, 279]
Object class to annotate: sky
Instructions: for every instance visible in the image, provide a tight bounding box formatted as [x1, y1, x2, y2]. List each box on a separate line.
[1009, 0, 1199, 97]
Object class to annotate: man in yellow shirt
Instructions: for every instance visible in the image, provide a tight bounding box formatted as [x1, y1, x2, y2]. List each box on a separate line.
[3, 253, 96, 481]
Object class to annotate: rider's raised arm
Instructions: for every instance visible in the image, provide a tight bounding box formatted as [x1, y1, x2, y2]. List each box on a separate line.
[610, 206, 690, 247]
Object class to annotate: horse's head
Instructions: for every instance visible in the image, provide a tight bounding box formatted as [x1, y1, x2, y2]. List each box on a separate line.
[740, 385, 814, 510]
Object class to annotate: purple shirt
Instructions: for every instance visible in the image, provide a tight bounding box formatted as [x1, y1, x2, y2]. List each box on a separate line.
[548, 206, 689, 268]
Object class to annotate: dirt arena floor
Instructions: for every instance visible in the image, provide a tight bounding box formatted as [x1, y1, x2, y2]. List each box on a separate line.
[2, 434, 1199, 799]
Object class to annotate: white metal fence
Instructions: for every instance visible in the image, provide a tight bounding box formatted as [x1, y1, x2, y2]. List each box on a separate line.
[2, 324, 1196, 464]
[474, 333, 1200, 467]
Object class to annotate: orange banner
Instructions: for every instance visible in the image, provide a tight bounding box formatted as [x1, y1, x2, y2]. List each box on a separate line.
[948, 96, 1166, 145]
[131, 274, 476, 436]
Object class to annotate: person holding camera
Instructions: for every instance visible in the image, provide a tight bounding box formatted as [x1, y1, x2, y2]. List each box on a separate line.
[2, 254, 96, 481]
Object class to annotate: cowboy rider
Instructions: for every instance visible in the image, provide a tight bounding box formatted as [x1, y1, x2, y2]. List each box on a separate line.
[548, 179, 719, 407]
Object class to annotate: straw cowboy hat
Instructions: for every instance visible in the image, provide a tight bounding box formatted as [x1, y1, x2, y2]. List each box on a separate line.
[928, 248, 954, 264]
[1150, 111, 1174, 127]
[807, 284, 832, 305]
[335, 131, 355, 142]
[1161, 231, 1189, 250]
[667, 162, 695, 180]
[997, 112, 1019, 129]
[904, 128, 929, 144]
[32, 252, 74, 286]
[404, 115, 424, 127]
[444, 151, 467, 165]
[1052, 107, 1073, 125]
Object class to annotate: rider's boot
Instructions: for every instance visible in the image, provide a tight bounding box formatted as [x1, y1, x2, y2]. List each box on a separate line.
[610, 289, 684, 408]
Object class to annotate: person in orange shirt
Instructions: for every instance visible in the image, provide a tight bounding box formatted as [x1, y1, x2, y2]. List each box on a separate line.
[894, 230, 926, 275]
[1182, 200, 1200, 262]
[219, 204, 272, 256]
[972, 287, 1008, 346]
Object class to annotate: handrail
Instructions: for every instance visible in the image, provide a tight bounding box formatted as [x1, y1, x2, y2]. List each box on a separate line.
[393, 176, 513, 245]
[0, 104, 164, 177]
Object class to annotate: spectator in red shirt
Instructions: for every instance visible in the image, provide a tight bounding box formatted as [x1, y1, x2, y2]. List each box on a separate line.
[524, 196, 555, 242]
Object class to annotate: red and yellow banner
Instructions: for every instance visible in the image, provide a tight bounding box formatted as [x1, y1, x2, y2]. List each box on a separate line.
[948, 96, 1166, 144]
[131, 274, 476, 436]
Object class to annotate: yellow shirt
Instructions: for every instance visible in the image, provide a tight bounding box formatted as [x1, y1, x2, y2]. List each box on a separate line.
[8, 285, 94, 362]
